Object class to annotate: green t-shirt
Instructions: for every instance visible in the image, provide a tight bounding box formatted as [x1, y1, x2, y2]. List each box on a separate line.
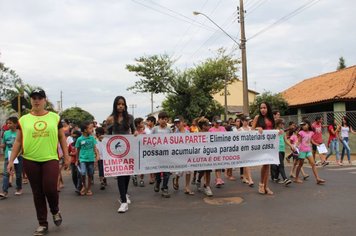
[19, 112, 60, 162]
[2, 130, 17, 159]
[279, 132, 286, 152]
[75, 135, 97, 162]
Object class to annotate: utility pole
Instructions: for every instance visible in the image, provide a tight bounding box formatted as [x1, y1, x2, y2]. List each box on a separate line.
[224, 76, 228, 121]
[60, 90, 63, 112]
[239, 0, 249, 115]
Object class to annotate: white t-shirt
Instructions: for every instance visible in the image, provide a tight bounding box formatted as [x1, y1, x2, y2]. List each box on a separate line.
[341, 126, 350, 138]
[237, 126, 252, 131]
[96, 139, 105, 160]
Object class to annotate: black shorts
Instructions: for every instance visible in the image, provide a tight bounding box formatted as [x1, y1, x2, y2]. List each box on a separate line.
[98, 160, 104, 177]
[312, 144, 317, 151]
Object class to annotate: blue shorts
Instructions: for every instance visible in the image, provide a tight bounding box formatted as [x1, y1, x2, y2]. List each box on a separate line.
[298, 151, 312, 159]
[79, 162, 94, 177]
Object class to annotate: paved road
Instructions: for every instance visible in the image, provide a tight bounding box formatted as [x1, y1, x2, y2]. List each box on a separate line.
[0, 164, 355, 236]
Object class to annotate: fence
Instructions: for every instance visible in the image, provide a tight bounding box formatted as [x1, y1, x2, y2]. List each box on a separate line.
[282, 111, 356, 155]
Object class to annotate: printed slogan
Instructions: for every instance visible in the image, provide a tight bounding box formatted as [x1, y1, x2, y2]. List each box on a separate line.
[102, 131, 279, 177]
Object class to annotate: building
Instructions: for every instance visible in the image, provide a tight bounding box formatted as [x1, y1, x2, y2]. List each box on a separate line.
[282, 65, 356, 115]
[213, 79, 259, 116]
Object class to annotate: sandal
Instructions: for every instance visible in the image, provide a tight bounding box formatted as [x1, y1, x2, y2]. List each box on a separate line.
[249, 182, 254, 187]
[317, 179, 325, 185]
[303, 175, 310, 180]
[184, 189, 195, 195]
[86, 190, 93, 196]
[80, 187, 86, 196]
[228, 176, 237, 181]
[0, 192, 8, 200]
[258, 183, 265, 194]
[265, 187, 274, 195]
[172, 177, 179, 190]
[294, 179, 303, 184]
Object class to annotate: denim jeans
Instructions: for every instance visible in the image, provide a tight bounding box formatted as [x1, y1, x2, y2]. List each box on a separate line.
[79, 162, 94, 177]
[2, 156, 23, 193]
[326, 138, 340, 161]
[341, 137, 351, 162]
[155, 172, 171, 190]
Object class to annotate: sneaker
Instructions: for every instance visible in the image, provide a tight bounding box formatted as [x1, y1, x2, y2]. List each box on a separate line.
[203, 186, 213, 197]
[15, 189, 23, 196]
[277, 180, 285, 184]
[0, 192, 8, 200]
[126, 194, 131, 204]
[161, 189, 170, 198]
[322, 161, 329, 167]
[117, 203, 128, 213]
[154, 182, 160, 192]
[284, 179, 292, 186]
[53, 211, 62, 226]
[100, 182, 105, 190]
[33, 226, 48, 236]
[139, 180, 145, 187]
[132, 176, 138, 187]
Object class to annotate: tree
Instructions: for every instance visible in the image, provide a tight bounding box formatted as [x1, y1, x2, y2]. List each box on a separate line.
[249, 91, 289, 117]
[0, 61, 24, 102]
[337, 57, 346, 70]
[60, 107, 94, 125]
[126, 54, 176, 113]
[162, 49, 240, 122]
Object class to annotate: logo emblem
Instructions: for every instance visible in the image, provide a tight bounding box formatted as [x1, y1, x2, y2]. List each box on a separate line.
[34, 121, 47, 131]
[106, 136, 130, 158]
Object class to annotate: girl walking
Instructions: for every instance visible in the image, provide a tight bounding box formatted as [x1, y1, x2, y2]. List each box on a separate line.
[106, 96, 138, 213]
[252, 102, 275, 195]
[294, 120, 325, 184]
[340, 116, 356, 165]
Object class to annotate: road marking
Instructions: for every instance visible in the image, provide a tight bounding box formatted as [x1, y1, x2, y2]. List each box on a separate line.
[328, 167, 356, 171]
[204, 197, 244, 205]
[349, 172, 356, 174]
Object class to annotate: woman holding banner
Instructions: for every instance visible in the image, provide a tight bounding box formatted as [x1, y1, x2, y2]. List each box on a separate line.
[252, 102, 275, 195]
[106, 96, 138, 213]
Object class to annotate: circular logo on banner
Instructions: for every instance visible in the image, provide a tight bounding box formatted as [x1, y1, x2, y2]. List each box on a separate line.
[106, 136, 130, 158]
[34, 121, 47, 131]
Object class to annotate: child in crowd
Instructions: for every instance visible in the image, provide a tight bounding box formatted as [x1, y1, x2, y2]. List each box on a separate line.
[144, 116, 157, 184]
[0, 117, 23, 199]
[340, 116, 356, 165]
[286, 122, 309, 180]
[195, 117, 213, 197]
[68, 130, 82, 194]
[75, 121, 99, 196]
[294, 120, 325, 184]
[172, 116, 194, 195]
[209, 117, 226, 188]
[132, 117, 146, 187]
[325, 118, 341, 165]
[237, 115, 254, 187]
[95, 127, 107, 190]
[271, 119, 293, 186]
[152, 111, 172, 198]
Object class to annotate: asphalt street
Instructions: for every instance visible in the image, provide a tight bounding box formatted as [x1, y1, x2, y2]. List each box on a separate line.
[0, 164, 355, 236]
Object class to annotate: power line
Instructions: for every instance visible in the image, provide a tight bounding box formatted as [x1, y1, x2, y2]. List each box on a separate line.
[246, 0, 269, 16]
[131, 0, 217, 32]
[247, 0, 322, 41]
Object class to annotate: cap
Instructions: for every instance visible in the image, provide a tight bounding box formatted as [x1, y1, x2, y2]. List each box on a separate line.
[299, 121, 306, 125]
[30, 89, 46, 98]
[174, 118, 180, 123]
[216, 119, 222, 123]
[246, 116, 251, 120]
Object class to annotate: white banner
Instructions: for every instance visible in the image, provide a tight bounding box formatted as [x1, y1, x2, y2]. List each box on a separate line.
[102, 130, 280, 177]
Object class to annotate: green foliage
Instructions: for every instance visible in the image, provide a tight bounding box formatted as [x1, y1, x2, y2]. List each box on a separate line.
[337, 57, 346, 70]
[60, 107, 94, 125]
[162, 49, 239, 122]
[126, 54, 176, 94]
[0, 62, 24, 102]
[250, 91, 289, 117]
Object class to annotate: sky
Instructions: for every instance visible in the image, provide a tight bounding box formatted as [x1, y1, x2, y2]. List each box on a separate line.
[1, 0, 355, 122]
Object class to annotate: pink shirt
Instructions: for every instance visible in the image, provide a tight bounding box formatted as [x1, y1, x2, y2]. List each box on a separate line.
[209, 126, 226, 132]
[298, 130, 314, 152]
[311, 122, 323, 144]
[289, 134, 298, 145]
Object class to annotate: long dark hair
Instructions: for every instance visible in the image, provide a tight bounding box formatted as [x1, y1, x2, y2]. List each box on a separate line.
[257, 102, 275, 129]
[342, 116, 350, 127]
[328, 117, 337, 131]
[111, 96, 129, 130]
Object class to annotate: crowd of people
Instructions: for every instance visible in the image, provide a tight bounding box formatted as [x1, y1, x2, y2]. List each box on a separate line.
[0, 91, 355, 236]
